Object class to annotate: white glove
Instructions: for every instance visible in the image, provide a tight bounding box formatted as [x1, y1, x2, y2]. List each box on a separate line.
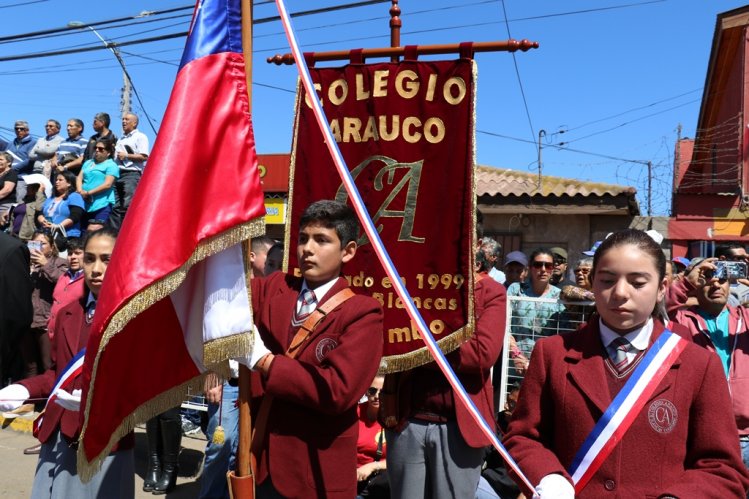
[533, 474, 575, 499]
[0, 384, 30, 411]
[54, 388, 82, 411]
[235, 326, 271, 371]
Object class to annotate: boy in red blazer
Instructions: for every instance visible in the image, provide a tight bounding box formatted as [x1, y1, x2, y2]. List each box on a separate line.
[248, 200, 384, 499]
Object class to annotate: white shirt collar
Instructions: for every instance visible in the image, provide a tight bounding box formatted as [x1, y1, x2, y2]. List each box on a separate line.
[302, 277, 338, 304]
[599, 316, 653, 352]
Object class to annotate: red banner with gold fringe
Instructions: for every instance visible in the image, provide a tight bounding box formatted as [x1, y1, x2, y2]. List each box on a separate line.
[286, 57, 476, 373]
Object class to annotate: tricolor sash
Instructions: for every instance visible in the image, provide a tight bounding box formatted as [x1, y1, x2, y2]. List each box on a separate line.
[33, 348, 86, 436]
[568, 330, 687, 493]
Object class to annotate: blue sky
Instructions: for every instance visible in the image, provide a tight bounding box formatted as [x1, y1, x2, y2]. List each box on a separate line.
[0, 0, 746, 215]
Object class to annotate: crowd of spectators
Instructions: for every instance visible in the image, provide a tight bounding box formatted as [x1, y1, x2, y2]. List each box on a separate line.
[0, 113, 149, 241]
[0, 112, 148, 412]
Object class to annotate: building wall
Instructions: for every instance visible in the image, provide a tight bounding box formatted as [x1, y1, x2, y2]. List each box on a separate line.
[483, 213, 592, 263]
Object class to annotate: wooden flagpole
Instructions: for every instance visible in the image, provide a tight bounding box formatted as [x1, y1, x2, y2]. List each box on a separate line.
[230, 1, 255, 498]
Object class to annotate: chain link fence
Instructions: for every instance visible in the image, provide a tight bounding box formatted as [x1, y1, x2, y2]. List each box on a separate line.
[496, 296, 596, 411]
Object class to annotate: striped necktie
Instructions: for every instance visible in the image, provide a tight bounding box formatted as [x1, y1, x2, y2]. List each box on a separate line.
[291, 288, 317, 327]
[610, 336, 633, 373]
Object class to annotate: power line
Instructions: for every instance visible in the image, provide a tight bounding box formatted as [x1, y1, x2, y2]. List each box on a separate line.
[0, 13, 192, 46]
[0, 0, 49, 9]
[478, 129, 648, 164]
[0, 5, 192, 43]
[556, 98, 701, 146]
[0, 0, 393, 63]
[557, 88, 702, 135]
[499, 0, 536, 152]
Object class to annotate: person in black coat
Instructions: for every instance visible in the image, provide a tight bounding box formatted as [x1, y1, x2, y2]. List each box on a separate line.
[0, 231, 33, 384]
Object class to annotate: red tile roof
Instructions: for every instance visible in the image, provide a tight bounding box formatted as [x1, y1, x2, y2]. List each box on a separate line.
[475, 165, 637, 198]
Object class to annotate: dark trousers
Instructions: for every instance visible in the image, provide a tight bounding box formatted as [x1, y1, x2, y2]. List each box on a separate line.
[107, 170, 141, 231]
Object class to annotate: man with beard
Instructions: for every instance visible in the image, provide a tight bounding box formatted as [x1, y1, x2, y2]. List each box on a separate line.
[668, 257, 749, 473]
[549, 246, 574, 287]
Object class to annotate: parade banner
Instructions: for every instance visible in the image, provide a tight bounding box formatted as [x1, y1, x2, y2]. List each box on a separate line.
[77, 0, 265, 480]
[286, 58, 477, 372]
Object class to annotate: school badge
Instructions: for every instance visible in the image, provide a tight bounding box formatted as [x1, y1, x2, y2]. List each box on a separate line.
[315, 337, 338, 362]
[648, 399, 678, 433]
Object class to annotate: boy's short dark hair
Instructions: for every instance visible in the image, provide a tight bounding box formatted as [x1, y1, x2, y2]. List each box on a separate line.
[67, 237, 84, 252]
[251, 235, 275, 253]
[300, 200, 359, 247]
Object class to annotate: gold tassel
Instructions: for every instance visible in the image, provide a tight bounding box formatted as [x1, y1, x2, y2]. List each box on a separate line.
[212, 425, 225, 445]
[211, 379, 225, 446]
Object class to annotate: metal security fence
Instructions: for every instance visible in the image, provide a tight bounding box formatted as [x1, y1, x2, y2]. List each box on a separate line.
[496, 296, 596, 410]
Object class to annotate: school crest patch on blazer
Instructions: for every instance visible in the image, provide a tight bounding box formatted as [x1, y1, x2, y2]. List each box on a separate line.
[648, 399, 678, 433]
[315, 337, 338, 363]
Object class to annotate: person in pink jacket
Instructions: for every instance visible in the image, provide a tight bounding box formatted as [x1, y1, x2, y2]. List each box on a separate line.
[667, 256, 749, 475]
[47, 237, 85, 340]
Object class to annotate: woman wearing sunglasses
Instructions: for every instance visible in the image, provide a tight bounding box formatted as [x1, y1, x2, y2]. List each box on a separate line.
[76, 140, 119, 232]
[506, 248, 566, 361]
[356, 375, 388, 499]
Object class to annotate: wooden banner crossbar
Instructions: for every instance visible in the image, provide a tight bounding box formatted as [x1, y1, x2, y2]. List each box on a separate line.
[266, 39, 539, 65]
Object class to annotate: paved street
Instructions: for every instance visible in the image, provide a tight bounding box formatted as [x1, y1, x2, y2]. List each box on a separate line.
[0, 420, 209, 498]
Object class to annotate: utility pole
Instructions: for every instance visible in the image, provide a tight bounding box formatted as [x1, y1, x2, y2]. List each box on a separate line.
[68, 20, 158, 135]
[647, 160, 652, 217]
[120, 72, 133, 116]
[537, 129, 545, 188]
[673, 123, 682, 216]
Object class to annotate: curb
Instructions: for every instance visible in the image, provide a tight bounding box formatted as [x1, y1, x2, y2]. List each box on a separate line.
[0, 413, 37, 434]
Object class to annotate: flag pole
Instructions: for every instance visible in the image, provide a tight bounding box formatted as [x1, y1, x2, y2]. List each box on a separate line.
[230, 1, 256, 498]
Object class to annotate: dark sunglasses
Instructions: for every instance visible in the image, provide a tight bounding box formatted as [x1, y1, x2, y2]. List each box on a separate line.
[366, 387, 381, 397]
[553, 258, 567, 265]
[15, 127, 27, 131]
[532, 261, 554, 270]
[95, 146, 108, 152]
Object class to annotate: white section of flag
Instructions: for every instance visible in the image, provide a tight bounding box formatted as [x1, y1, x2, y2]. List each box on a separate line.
[170, 243, 253, 371]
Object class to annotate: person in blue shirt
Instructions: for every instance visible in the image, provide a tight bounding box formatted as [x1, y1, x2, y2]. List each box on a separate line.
[7, 120, 35, 202]
[76, 139, 119, 232]
[38, 170, 85, 238]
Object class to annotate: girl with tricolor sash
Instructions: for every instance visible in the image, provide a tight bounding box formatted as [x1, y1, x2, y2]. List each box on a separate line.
[504, 229, 748, 498]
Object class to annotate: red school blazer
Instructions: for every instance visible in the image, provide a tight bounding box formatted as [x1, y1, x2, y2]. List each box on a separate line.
[251, 272, 384, 499]
[504, 319, 749, 498]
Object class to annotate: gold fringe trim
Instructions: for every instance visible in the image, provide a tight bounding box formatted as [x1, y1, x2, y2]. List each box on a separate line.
[78, 373, 204, 482]
[283, 78, 304, 274]
[78, 217, 264, 482]
[104, 217, 264, 345]
[378, 323, 475, 374]
[204, 332, 252, 367]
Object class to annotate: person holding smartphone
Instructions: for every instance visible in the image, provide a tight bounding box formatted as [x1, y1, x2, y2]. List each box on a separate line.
[23, 230, 67, 378]
[667, 256, 749, 477]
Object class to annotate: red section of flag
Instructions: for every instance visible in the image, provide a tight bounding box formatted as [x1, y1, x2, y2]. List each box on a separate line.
[79, 50, 265, 467]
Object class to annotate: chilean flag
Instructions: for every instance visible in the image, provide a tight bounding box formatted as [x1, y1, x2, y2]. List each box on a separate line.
[77, 0, 265, 479]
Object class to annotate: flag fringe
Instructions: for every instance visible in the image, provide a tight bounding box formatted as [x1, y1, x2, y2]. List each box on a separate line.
[78, 217, 264, 482]
[77, 360, 232, 483]
[103, 217, 265, 351]
[204, 333, 252, 366]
